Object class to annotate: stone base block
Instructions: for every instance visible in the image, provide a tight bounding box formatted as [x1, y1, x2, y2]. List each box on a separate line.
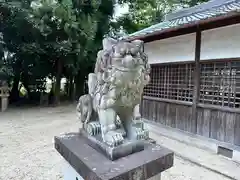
[63, 160, 84, 180]
[63, 159, 161, 180]
[55, 132, 173, 180]
[148, 174, 161, 180]
[1, 97, 8, 112]
[80, 129, 145, 160]
[233, 150, 240, 164]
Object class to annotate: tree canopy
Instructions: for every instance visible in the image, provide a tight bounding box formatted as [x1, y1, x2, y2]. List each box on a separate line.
[0, 0, 209, 105]
[114, 0, 209, 34]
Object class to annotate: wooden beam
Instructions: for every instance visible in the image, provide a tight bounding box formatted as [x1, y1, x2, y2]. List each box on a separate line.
[197, 103, 240, 114]
[143, 96, 193, 106]
[192, 30, 201, 134]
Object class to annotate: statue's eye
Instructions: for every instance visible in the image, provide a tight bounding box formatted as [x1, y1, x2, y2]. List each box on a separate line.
[120, 48, 126, 56]
[130, 48, 138, 56]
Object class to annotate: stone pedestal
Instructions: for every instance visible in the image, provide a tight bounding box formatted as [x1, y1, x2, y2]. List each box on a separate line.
[63, 160, 161, 180]
[0, 85, 9, 112]
[63, 160, 84, 180]
[1, 96, 8, 112]
[55, 132, 174, 180]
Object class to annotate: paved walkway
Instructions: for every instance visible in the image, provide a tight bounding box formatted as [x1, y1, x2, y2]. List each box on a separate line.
[146, 122, 240, 180]
[0, 105, 237, 180]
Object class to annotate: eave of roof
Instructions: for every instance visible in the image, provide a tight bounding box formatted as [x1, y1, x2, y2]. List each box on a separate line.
[121, 0, 240, 42]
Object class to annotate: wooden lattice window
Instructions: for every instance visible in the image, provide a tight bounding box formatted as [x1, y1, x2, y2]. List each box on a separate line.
[199, 61, 240, 108]
[144, 63, 194, 102]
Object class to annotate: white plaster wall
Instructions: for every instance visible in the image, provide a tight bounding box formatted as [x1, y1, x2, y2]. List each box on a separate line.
[144, 33, 196, 64]
[201, 24, 240, 60]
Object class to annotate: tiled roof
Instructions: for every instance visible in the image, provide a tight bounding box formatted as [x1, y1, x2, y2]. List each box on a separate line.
[122, 0, 240, 41]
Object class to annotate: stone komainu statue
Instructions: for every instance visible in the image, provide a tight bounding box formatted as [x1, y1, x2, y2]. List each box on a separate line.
[77, 38, 151, 147]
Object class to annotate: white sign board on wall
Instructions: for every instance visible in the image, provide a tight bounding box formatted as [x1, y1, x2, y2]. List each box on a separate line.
[201, 23, 240, 60]
[144, 33, 196, 64]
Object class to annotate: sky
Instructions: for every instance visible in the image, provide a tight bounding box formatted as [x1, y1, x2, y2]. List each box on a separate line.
[114, 3, 129, 18]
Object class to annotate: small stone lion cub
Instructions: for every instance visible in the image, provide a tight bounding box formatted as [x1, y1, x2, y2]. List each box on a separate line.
[76, 94, 93, 127]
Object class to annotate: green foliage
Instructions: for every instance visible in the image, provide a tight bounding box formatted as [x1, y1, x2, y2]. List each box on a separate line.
[0, 0, 209, 104]
[0, 1, 47, 85]
[0, 51, 14, 80]
[29, 0, 110, 76]
[0, 0, 115, 103]
[115, 0, 209, 34]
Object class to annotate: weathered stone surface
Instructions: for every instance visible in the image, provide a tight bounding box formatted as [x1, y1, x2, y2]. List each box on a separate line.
[63, 159, 162, 180]
[1, 97, 8, 112]
[76, 38, 151, 151]
[80, 128, 157, 160]
[55, 132, 174, 180]
[80, 129, 145, 160]
[0, 82, 9, 112]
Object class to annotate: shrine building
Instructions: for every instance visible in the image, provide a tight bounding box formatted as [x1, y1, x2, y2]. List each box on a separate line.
[122, 0, 240, 161]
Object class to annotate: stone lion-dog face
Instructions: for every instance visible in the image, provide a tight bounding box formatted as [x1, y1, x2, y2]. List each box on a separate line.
[106, 40, 150, 107]
[111, 40, 147, 70]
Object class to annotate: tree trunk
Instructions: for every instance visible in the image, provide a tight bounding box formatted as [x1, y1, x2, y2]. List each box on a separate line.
[74, 72, 85, 100]
[69, 75, 75, 101]
[10, 59, 22, 104]
[65, 76, 74, 101]
[65, 77, 70, 98]
[48, 81, 55, 104]
[54, 59, 63, 105]
[72, 82, 76, 102]
[10, 74, 20, 103]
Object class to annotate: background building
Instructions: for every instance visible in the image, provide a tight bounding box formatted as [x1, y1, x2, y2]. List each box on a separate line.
[123, 0, 240, 156]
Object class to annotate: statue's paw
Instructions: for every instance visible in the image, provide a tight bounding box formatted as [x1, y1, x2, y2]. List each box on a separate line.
[116, 128, 126, 137]
[134, 114, 141, 121]
[143, 129, 149, 139]
[85, 122, 101, 136]
[104, 131, 124, 147]
[115, 117, 122, 128]
[133, 120, 144, 129]
[134, 128, 148, 140]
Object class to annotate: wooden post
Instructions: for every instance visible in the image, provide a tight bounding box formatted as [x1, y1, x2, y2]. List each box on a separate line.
[192, 30, 201, 134]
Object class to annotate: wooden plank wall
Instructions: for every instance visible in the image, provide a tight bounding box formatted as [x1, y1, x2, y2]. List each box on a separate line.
[142, 99, 193, 133]
[196, 107, 240, 146]
[141, 30, 240, 147]
[142, 98, 240, 146]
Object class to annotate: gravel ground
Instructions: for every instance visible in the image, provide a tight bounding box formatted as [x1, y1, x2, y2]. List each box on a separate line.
[0, 105, 229, 180]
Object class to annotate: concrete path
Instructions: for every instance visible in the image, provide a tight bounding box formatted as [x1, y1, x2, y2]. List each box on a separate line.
[0, 105, 236, 180]
[146, 122, 240, 180]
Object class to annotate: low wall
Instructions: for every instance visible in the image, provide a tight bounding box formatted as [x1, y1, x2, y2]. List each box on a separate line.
[141, 97, 240, 147]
